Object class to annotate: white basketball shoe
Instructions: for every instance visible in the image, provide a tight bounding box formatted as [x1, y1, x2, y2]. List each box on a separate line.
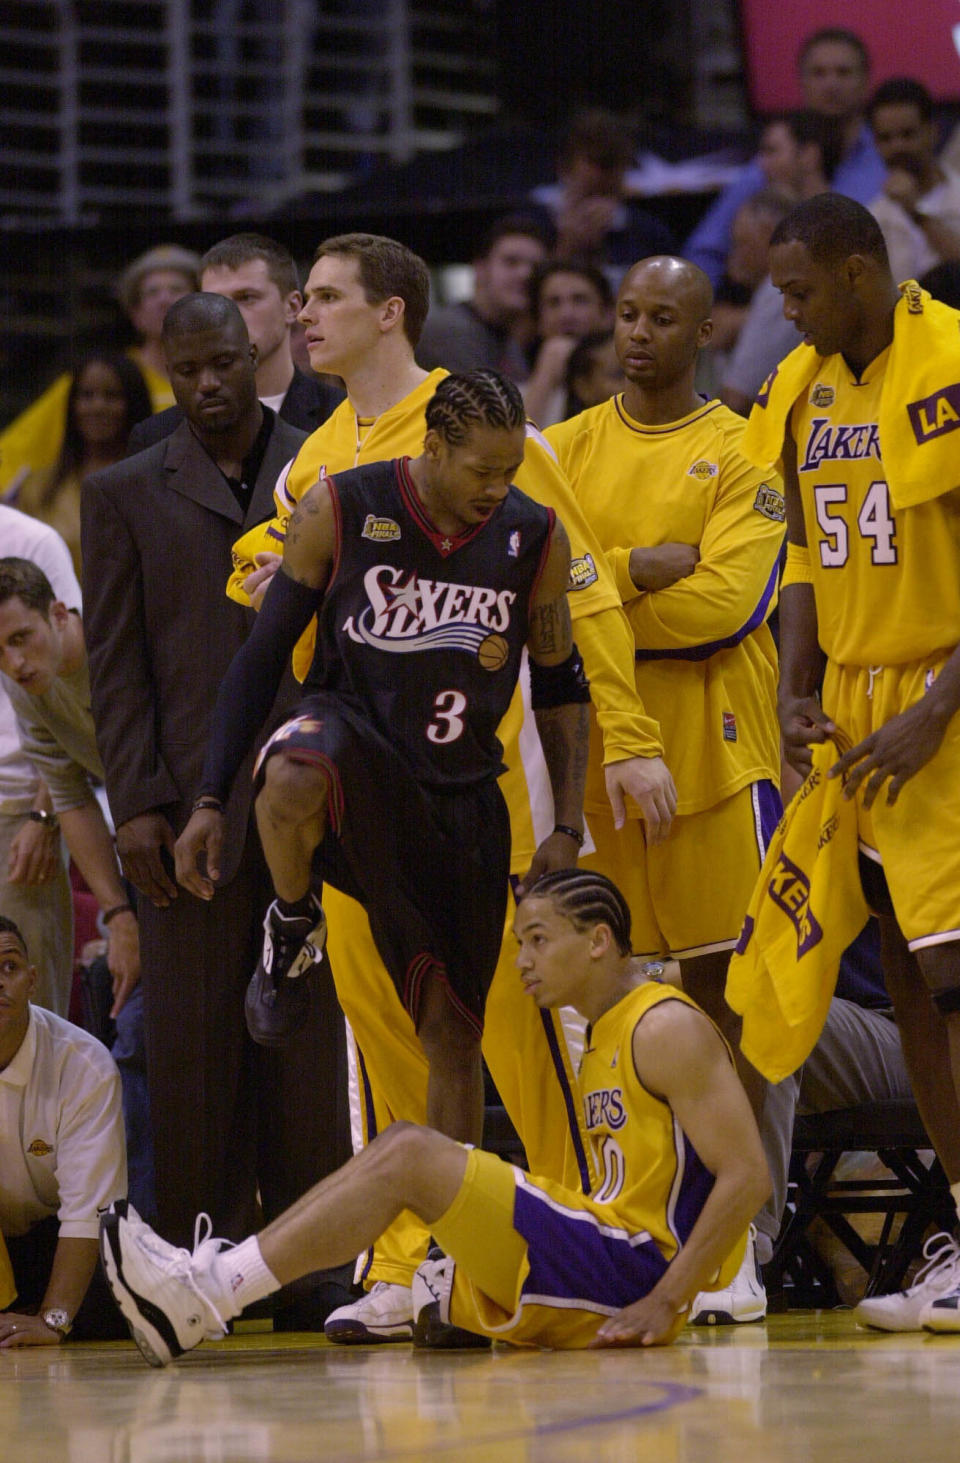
[855, 1231, 960, 1332]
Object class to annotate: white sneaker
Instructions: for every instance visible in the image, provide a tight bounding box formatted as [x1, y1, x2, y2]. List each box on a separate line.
[690, 1224, 767, 1325]
[921, 1272, 960, 1332]
[855, 1231, 960, 1332]
[323, 1281, 414, 1343]
[99, 1200, 234, 1367]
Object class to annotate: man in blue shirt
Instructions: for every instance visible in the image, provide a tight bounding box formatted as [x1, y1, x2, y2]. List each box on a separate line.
[686, 29, 886, 286]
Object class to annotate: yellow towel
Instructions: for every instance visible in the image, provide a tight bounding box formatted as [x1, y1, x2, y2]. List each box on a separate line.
[725, 737, 869, 1081]
[742, 282, 960, 510]
[0, 1230, 16, 1310]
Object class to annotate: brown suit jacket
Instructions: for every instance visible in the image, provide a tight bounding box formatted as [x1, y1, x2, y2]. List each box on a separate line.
[81, 412, 305, 885]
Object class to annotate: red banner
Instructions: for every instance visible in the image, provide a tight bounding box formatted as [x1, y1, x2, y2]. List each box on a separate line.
[741, 2, 960, 110]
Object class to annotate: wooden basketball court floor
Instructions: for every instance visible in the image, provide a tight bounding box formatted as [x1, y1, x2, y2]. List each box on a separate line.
[6, 1312, 960, 1463]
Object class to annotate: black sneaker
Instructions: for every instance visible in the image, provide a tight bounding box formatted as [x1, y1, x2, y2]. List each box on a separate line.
[245, 896, 326, 1047]
[412, 1248, 491, 1350]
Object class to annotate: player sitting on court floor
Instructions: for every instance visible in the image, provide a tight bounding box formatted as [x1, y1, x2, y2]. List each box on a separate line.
[99, 868, 771, 1363]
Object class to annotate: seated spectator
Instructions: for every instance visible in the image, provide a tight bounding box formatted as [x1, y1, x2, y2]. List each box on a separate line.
[867, 78, 960, 285]
[0, 558, 151, 1217]
[128, 233, 344, 449]
[709, 189, 796, 359]
[686, 28, 885, 287]
[530, 109, 673, 288]
[521, 261, 614, 426]
[0, 245, 199, 498]
[15, 354, 152, 577]
[0, 508, 80, 1018]
[0, 915, 127, 1346]
[720, 113, 839, 416]
[564, 331, 623, 418]
[416, 216, 550, 379]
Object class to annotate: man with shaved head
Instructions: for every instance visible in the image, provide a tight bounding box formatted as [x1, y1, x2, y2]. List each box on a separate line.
[80, 296, 353, 1327]
[546, 255, 784, 1322]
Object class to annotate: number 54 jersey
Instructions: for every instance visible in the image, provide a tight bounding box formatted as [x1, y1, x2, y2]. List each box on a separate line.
[304, 455, 555, 789]
[790, 347, 960, 666]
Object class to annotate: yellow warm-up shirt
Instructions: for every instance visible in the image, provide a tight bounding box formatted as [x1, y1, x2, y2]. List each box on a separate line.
[227, 370, 663, 870]
[547, 396, 783, 816]
[783, 348, 960, 667]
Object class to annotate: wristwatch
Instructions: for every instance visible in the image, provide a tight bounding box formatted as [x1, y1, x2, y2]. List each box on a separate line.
[42, 1308, 72, 1338]
[27, 809, 60, 833]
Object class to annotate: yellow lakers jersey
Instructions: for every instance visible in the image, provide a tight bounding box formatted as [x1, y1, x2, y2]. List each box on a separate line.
[579, 980, 742, 1270]
[227, 368, 661, 868]
[788, 350, 960, 666]
[547, 396, 783, 815]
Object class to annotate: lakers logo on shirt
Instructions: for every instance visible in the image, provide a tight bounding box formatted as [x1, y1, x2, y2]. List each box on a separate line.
[907, 384, 960, 445]
[27, 1139, 53, 1157]
[810, 383, 835, 408]
[583, 1087, 627, 1131]
[687, 459, 718, 480]
[800, 417, 881, 470]
[768, 852, 823, 957]
[361, 514, 402, 542]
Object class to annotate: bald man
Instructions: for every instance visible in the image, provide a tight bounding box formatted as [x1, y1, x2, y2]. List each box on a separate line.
[545, 254, 784, 1103]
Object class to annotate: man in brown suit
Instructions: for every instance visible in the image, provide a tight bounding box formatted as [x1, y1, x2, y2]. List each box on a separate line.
[81, 294, 351, 1324]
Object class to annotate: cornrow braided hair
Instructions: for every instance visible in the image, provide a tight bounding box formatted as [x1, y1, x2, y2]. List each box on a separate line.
[520, 868, 633, 957]
[425, 370, 526, 447]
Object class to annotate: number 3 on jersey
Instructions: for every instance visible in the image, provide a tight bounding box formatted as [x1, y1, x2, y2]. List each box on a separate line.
[427, 689, 467, 744]
[814, 479, 897, 567]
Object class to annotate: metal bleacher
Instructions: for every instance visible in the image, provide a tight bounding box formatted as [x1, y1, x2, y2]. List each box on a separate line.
[2, 0, 497, 223]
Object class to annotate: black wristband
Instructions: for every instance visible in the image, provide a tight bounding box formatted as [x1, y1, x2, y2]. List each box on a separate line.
[553, 823, 584, 846]
[191, 795, 224, 815]
[102, 903, 134, 924]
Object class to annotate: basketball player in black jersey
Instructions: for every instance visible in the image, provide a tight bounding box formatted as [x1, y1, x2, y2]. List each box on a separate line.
[176, 371, 591, 1150]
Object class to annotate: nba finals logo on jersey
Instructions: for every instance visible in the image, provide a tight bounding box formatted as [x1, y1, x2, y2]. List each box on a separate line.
[722, 711, 738, 742]
[27, 1139, 53, 1157]
[753, 483, 785, 522]
[343, 565, 517, 658]
[361, 515, 402, 542]
[568, 553, 600, 591]
[907, 385, 960, 445]
[768, 852, 823, 958]
[810, 383, 835, 408]
[583, 1087, 627, 1131]
[688, 459, 718, 480]
[799, 417, 881, 470]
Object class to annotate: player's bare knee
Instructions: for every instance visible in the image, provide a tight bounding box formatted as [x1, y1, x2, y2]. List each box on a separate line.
[417, 1003, 480, 1065]
[260, 752, 327, 823]
[373, 1121, 448, 1184]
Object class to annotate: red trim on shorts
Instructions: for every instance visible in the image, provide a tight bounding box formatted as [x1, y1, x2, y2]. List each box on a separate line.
[404, 951, 483, 1038]
[282, 748, 345, 834]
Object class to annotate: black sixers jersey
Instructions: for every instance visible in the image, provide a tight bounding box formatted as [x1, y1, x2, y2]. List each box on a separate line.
[304, 457, 555, 789]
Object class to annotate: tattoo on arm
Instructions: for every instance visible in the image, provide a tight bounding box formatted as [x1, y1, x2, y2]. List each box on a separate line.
[535, 703, 590, 824]
[529, 595, 573, 662]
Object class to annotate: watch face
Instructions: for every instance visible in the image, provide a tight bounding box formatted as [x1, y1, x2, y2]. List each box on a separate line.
[43, 1308, 71, 1335]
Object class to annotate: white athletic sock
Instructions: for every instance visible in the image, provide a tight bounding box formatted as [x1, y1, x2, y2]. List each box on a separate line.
[211, 1237, 281, 1316]
[951, 1180, 960, 1225]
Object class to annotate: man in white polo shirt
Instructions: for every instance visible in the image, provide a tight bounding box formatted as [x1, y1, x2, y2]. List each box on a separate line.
[0, 914, 126, 1346]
